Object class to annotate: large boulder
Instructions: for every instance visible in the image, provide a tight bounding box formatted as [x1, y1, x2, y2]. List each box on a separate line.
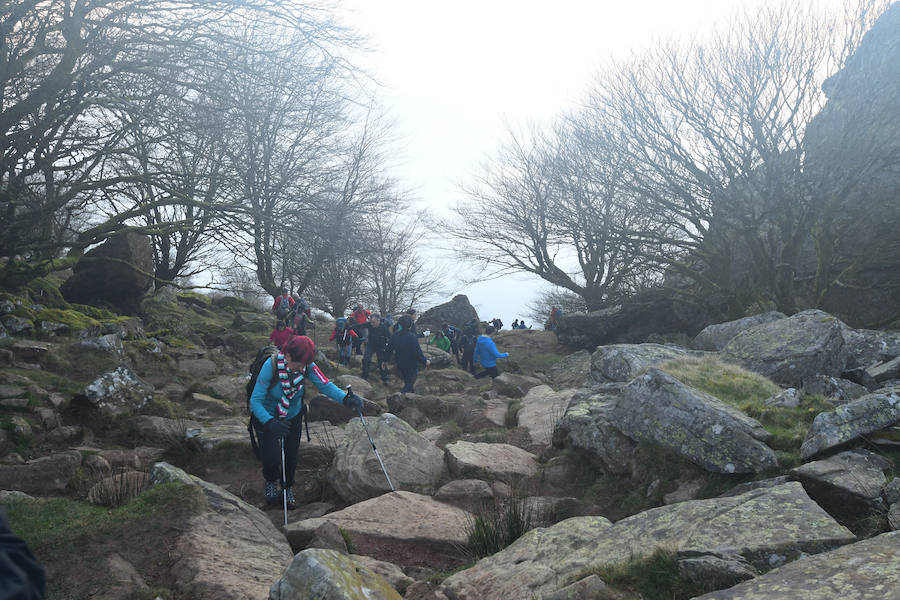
[421, 344, 455, 369]
[692, 312, 787, 351]
[269, 549, 402, 600]
[417, 294, 480, 332]
[327, 414, 446, 503]
[60, 232, 154, 315]
[444, 441, 539, 485]
[552, 386, 636, 474]
[800, 389, 900, 458]
[721, 310, 849, 386]
[590, 343, 693, 383]
[74, 365, 155, 418]
[842, 328, 900, 371]
[610, 368, 777, 474]
[148, 463, 292, 599]
[694, 531, 900, 600]
[285, 491, 471, 569]
[437, 482, 854, 600]
[515, 385, 577, 448]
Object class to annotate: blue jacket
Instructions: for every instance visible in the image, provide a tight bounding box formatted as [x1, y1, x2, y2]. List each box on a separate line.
[249, 358, 345, 424]
[474, 335, 508, 368]
[385, 330, 428, 371]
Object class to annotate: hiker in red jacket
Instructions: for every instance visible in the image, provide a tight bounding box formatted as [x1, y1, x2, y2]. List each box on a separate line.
[349, 303, 371, 355]
[272, 288, 295, 320]
[268, 321, 295, 350]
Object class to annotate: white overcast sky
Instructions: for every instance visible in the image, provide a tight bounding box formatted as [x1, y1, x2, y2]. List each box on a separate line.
[336, 0, 843, 326]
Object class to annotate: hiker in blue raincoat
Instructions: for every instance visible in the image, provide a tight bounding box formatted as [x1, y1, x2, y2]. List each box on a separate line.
[473, 325, 509, 379]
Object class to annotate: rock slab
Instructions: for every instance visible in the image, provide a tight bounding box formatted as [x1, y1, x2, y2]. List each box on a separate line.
[270, 549, 402, 600]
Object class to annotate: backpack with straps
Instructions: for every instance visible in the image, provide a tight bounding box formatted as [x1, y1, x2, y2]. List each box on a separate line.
[245, 345, 310, 459]
[276, 295, 291, 319]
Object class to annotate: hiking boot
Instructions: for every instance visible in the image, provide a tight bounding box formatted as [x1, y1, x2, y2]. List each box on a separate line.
[284, 486, 297, 509]
[264, 480, 279, 505]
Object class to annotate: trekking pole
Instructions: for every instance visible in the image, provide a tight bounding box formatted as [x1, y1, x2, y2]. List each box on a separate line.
[346, 385, 394, 492]
[280, 436, 288, 527]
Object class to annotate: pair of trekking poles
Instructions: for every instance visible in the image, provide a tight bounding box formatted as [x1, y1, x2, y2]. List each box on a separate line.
[276, 385, 394, 526]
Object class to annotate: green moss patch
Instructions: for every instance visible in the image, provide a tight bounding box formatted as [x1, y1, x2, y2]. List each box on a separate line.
[34, 308, 101, 330]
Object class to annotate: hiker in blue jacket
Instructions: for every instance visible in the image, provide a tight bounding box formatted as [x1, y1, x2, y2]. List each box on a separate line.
[249, 335, 362, 508]
[473, 325, 509, 379]
[382, 314, 430, 393]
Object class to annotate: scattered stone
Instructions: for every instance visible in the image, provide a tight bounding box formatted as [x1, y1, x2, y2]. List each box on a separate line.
[800, 389, 900, 458]
[1, 315, 33, 336]
[679, 552, 758, 590]
[0, 398, 29, 409]
[721, 309, 848, 386]
[189, 392, 234, 417]
[349, 555, 415, 596]
[202, 375, 245, 404]
[75, 334, 125, 357]
[421, 344, 455, 369]
[719, 476, 791, 498]
[692, 312, 787, 351]
[75, 365, 154, 418]
[803, 375, 869, 404]
[285, 491, 470, 569]
[176, 358, 219, 378]
[46, 425, 83, 444]
[664, 479, 705, 505]
[335, 374, 372, 397]
[842, 327, 900, 371]
[9, 340, 50, 362]
[516, 385, 577, 448]
[129, 415, 202, 445]
[269, 549, 402, 600]
[885, 478, 900, 505]
[434, 479, 494, 512]
[492, 372, 542, 398]
[0, 451, 82, 494]
[790, 449, 889, 514]
[304, 521, 348, 553]
[0, 490, 34, 502]
[34, 408, 61, 429]
[0, 384, 26, 398]
[444, 440, 539, 484]
[868, 355, 900, 383]
[10, 416, 32, 438]
[889, 504, 900, 531]
[765, 388, 802, 408]
[456, 397, 507, 432]
[328, 414, 445, 503]
[693, 531, 900, 599]
[542, 575, 613, 600]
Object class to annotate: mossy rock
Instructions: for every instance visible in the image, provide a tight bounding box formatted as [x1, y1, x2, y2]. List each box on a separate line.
[34, 308, 102, 332]
[23, 276, 68, 308]
[211, 295, 255, 312]
[176, 292, 212, 308]
[69, 304, 119, 321]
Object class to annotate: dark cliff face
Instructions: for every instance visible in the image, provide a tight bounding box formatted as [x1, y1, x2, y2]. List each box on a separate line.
[802, 4, 900, 327]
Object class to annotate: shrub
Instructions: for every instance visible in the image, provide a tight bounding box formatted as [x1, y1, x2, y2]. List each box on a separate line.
[87, 471, 150, 507]
[465, 495, 536, 559]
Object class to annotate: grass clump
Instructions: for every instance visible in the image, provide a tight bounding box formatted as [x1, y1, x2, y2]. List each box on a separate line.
[465, 495, 536, 559]
[5, 482, 206, 555]
[587, 548, 719, 600]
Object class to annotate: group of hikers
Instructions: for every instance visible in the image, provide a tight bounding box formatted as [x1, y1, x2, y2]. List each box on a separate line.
[255, 287, 521, 511]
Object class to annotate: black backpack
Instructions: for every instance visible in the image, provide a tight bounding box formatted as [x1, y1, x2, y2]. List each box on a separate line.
[246, 345, 309, 458]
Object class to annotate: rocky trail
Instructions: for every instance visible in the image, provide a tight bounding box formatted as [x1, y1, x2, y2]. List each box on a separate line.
[2, 284, 900, 599]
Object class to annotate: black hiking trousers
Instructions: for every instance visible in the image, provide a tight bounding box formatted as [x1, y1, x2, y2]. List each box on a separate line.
[251, 414, 302, 487]
[474, 366, 500, 379]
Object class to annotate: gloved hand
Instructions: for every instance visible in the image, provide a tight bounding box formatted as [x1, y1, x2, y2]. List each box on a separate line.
[266, 418, 290, 438]
[344, 392, 364, 412]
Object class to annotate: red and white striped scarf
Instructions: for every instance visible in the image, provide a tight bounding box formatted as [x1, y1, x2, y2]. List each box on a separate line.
[275, 352, 303, 418]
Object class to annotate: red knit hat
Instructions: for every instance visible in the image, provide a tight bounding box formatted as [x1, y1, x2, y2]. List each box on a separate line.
[284, 335, 315, 364]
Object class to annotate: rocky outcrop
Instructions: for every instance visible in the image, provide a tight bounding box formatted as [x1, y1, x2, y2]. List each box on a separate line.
[433, 479, 495, 512]
[721, 310, 848, 386]
[437, 483, 854, 600]
[590, 343, 693, 383]
[800, 389, 900, 458]
[694, 531, 900, 600]
[515, 385, 577, 448]
[552, 386, 636, 474]
[269, 549, 402, 600]
[611, 369, 777, 474]
[417, 294, 480, 333]
[802, 375, 868, 404]
[60, 232, 154, 315]
[285, 491, 471, 569]
[327, 414, 445, 503]
[444, 441, 539, 484]
[692, 312, 787, 351]
[148, 462, 292, 600]
[74, 365, 154, 418]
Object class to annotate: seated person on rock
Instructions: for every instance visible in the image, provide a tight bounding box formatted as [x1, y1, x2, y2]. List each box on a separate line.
[249, 335, 362, 508]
